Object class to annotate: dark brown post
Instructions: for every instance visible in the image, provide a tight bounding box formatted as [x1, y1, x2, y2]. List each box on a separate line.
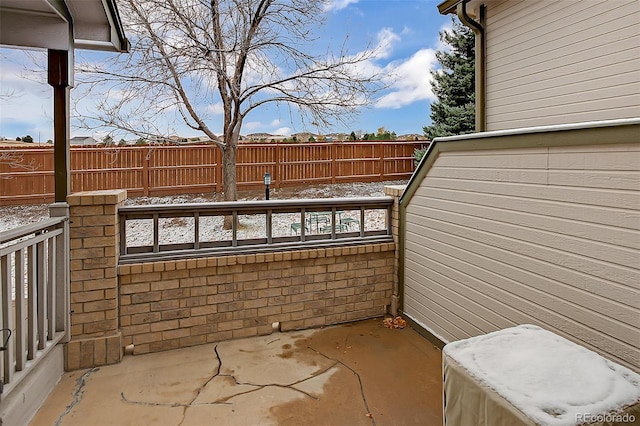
[48, 49, 72, 203]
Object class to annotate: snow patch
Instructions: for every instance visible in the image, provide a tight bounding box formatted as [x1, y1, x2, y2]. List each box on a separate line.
[444, 325, 640, 426]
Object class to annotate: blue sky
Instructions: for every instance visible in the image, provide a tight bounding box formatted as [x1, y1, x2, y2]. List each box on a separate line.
[0, 0, 451, 142]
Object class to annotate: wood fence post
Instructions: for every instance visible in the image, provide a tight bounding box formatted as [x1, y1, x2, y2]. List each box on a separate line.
[378, 143, 384, 181]
[331, 143, 336, 184]
[275, 144, 281, 188]
[215, 146, 222, 193]
[142, 147, 150, 196]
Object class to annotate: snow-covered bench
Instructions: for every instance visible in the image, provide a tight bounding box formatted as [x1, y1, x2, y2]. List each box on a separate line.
[443, 325, 640, 426]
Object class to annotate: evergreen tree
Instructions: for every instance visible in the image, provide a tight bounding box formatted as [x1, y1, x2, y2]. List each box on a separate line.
[423, 18, 475, 140]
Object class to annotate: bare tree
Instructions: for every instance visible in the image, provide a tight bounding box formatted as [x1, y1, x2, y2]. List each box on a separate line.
[74, 0, 385, 204]
[0, 152, 38, 180]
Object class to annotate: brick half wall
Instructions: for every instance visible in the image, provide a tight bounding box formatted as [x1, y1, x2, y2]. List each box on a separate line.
[118, 243, 395, 354]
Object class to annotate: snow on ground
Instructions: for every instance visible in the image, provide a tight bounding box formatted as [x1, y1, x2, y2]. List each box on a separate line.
[0, 181, 407, 241]
[444, 324, 640, 426]
[0, 204, 51, 234]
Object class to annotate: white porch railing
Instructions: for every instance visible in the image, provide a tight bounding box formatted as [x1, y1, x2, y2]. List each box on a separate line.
[0, 216, 69, 399]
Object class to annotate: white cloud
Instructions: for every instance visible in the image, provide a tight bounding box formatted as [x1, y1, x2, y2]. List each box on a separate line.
[323, 0, 359, 12]
[273, 127, 291, 136]
[243, 121, 262, 131]
[270, 119, 281, 127]
[374, 28, 401, 60]
[375, 48, 438, 109]
[207, 102, 224, 114]
[335, 25, 438, 110]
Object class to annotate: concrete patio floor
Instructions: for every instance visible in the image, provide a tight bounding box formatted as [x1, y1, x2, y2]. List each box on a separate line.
[30, 318, 443, 426]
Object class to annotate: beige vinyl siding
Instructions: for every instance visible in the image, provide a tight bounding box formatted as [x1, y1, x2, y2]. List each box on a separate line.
[403, 139, 640, 371]
[483, 0, 640, 131]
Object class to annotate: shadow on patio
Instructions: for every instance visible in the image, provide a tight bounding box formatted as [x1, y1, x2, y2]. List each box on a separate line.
[30, 319, 443, 425]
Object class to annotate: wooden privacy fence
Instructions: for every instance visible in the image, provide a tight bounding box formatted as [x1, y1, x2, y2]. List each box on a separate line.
[0, 141, 426, 205]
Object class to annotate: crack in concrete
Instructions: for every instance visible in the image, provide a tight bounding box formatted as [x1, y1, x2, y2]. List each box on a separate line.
[308, 345, 377, 426]
[119, 341, 347, 424]
[120, 345, 230, 426]
[212, 344, 333, 403]
[54, 367, 98, 426]
[177, 346, 226, 425]
[120, 393, 231, 408]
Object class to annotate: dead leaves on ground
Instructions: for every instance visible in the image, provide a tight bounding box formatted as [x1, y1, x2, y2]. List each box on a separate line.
[382, 316, 406, 329]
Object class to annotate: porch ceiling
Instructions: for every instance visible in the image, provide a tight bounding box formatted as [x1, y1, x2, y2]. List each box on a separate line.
[0, 0, 128, 52]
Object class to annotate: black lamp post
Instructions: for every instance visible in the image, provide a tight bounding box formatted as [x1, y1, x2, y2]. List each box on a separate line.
[264, 172, 271, 200]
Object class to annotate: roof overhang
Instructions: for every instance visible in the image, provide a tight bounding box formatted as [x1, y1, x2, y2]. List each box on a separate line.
[0, 0, 129, 52]
[437, 0, 482, 17]
[438, 0, 463, 15]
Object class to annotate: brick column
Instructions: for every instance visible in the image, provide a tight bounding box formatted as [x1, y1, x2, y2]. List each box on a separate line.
[384, 185, 406, 316]
[66, 190, 127, 370]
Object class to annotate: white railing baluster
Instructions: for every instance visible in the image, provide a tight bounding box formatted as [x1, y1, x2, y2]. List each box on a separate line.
[54, 222, 67, 336]
[27, 245, 36, 360]
[0, 255, 5, 391]
[1, 254, 14, 386]
[0, 217, 67, 398]
[47, 236, 56, 340]
[14, 249, 25, 371]
[36, 240, 46, 350]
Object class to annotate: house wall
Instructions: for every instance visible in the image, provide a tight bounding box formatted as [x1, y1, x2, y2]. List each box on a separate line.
[482, 0, 640, 131]
[401, 122, 640, 371]
[118, 244, 394, 354]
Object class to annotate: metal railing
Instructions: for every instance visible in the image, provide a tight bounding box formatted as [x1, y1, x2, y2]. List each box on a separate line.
[119, 197, 394, 263]
[0, 216, 68, 398]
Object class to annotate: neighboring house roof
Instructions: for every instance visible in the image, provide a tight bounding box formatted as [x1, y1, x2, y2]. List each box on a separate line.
[246, 133, 275, 139]
[398, 134, 428, 141]
[0, 0, 129, 52]
[291, 132, 317, 140]
[70, 136, 97, 146]
[325, 133, 349, 140]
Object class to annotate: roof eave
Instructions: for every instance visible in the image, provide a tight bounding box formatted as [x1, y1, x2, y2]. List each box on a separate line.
[437, 0, 462, 15]
[0, 0, 129, 53]
[102, 0, 129, 53]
